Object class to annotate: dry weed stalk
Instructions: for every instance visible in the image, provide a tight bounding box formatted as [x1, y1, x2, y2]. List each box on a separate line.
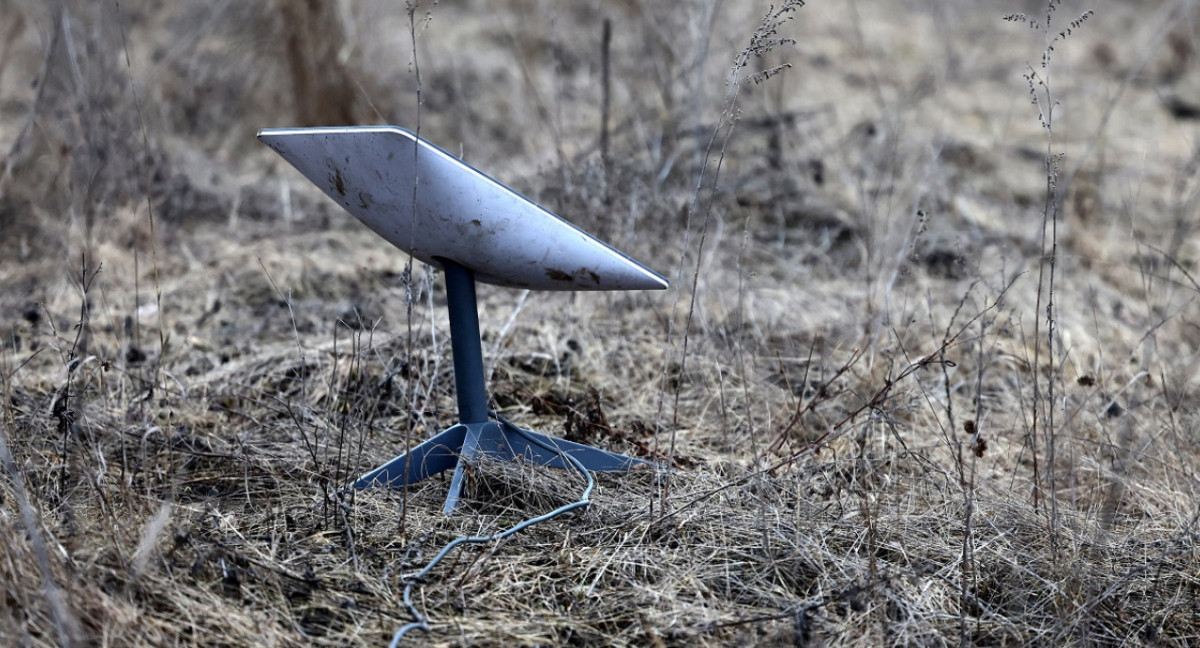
[656, 0, 805, 511]
[1006, 0, 1094, 548]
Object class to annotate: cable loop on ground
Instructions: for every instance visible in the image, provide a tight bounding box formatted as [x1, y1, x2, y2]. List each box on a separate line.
[387, 412, 594, 646]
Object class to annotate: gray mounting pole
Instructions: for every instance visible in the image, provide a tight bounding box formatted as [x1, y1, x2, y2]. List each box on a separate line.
[440, 260, 500, 513]
[444, 261, 488, 425]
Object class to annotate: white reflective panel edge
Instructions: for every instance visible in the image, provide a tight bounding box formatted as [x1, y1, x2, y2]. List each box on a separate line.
[257, 126, 669, 292]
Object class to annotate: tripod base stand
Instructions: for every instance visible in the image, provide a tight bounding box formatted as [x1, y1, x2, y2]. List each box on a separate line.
[354, 418, 649, 514]
[353, 260, 650, 514]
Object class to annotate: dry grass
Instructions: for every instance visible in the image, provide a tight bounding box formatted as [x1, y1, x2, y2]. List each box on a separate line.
[2, 0, 1200, 645]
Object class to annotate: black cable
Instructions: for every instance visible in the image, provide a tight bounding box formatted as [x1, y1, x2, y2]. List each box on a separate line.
[388, 413, 595, 646]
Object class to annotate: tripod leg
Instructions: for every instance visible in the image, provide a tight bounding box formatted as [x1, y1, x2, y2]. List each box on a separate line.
[494, 418, 652, 472]
[353, 424, 467, 489]
[442, 421, 507, 514]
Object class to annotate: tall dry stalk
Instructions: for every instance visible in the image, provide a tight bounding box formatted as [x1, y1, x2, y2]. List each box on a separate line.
[1005, 2, 1093, 547]
[656, 0, 804, 514]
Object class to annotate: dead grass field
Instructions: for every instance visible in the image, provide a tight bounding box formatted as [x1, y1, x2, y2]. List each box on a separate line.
[2, 0, 1200, 645]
